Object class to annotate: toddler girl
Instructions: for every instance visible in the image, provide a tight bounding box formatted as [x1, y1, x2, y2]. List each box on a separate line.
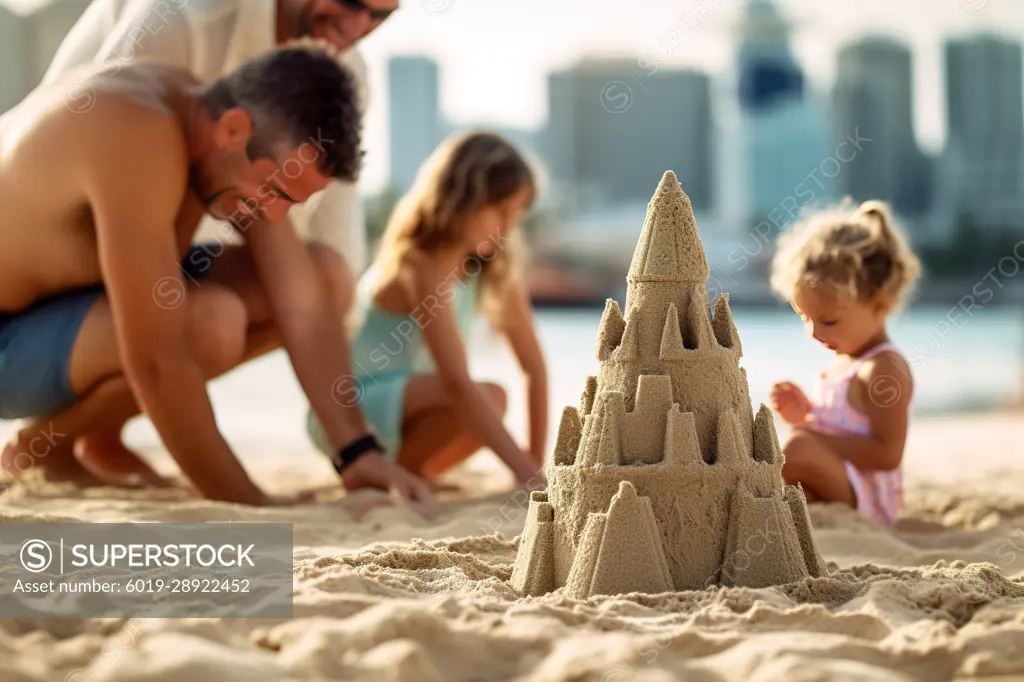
[768, 200, 921, 526]
[307, 131, 548, 490]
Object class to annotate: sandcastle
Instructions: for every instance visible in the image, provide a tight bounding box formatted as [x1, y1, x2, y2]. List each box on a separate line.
[511, 171, 829, 599]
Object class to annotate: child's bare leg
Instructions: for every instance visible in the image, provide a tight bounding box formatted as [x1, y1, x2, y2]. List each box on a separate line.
[397, 409, 479, 485]
[395, 376, 508, 486]
[781, 429, 857, 508]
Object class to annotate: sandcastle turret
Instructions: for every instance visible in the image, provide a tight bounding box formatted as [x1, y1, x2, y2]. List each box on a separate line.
[512, 171, 827, 599]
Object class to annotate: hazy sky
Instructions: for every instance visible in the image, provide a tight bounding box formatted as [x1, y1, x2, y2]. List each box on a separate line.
[351, 0, 1024, 191]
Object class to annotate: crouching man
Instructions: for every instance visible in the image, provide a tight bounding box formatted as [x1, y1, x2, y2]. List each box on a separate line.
[0, 43, 435, 514]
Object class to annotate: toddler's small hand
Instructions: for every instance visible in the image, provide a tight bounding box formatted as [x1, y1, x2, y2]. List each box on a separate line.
[770, 381, 812, 426]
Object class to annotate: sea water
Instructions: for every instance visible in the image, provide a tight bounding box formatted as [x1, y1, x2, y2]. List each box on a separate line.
[131, 304, 1024, 456]
[2, 305, 1020, 457]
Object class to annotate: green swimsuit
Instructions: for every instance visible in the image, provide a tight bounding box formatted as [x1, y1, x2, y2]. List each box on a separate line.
[306, 264, 481, 460]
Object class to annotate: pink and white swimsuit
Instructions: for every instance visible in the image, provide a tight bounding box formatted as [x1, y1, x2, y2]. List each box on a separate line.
[808, 342, 905, 527]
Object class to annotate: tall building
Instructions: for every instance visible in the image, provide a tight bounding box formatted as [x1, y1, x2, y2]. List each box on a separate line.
[832, 36, 931, 217]
[736, 0, 803, 112]
[387, 55, 442, 194]
[542, 59, 713, 212]
[942, 33, 1024, 232]
[743, 99, 835, 224]
[734, 0, 834, 231]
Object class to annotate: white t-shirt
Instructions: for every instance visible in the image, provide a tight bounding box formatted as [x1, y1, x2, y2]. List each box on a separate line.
[42, 0, 369, 274]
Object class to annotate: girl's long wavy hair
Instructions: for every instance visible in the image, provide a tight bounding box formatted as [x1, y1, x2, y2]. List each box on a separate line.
[376, 131, 537, 322]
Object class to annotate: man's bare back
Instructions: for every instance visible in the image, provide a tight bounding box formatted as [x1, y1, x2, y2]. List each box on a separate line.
[0, 62, 203, 313]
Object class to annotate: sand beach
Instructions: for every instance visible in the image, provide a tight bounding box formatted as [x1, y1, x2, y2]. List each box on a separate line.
[1, 170, 1022, 681]
[0, 409, 1020, 682]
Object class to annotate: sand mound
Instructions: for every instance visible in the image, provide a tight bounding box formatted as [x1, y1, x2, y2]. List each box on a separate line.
[2, 450, 1024, 681]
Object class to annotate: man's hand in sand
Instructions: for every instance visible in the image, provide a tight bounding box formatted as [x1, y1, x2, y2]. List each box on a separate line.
[770, 381, 813, 427]
[341, 453, 438, 519]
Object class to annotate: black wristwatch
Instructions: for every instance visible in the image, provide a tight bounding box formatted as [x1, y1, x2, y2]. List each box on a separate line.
[332, 433, 384, 475]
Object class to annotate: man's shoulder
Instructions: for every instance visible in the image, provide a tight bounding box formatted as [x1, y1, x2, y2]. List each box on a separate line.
[340, 47, 368, 73]
[75, 92, 187, 172]
[89, 91, 181, 134]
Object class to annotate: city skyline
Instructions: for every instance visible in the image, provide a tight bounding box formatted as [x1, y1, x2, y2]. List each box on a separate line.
[355, 0, 1024, 192]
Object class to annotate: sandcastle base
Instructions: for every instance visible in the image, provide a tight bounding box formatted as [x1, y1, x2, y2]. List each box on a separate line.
[512, 478, 826, 598]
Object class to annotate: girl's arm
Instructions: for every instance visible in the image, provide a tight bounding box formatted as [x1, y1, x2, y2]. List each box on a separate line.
[800, 353, 914, 471]
[400, 257, 541, 484]
[496, 275, 549, 467]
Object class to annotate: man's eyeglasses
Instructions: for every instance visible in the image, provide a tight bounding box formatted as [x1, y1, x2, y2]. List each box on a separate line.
[335, 0, 395, 22]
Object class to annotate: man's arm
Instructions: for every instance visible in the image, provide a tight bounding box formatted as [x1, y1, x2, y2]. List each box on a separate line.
[85, 106, 266, 505]
[242, 215, 372, 450]
[242, 215, 437, 516]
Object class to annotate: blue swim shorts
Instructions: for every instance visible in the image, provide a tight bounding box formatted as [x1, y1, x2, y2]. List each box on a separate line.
[0, 244, 217, 420]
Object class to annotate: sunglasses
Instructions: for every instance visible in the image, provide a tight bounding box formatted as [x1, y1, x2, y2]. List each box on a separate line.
[335, 0, 396, 22]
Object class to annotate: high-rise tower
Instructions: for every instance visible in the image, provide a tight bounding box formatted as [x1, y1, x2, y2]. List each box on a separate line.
[388, 55, 442, 194]
[542, 59, 714, 210]
[833, 37, 931, 217]
[736, 0, 804, 113]
[943, 33, 1024, 232]
[733, 0, 834, 228]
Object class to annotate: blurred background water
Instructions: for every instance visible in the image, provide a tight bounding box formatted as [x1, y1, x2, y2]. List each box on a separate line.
[112, 303, 1023, 458]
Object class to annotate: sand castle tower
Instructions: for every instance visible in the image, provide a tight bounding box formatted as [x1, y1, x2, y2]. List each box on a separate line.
[511, 171, 828, 599]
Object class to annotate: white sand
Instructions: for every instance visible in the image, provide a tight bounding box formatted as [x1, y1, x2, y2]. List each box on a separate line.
[0, 409, 1022, 681]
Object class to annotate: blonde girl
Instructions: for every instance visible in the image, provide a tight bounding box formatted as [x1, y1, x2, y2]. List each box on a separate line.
[768, 200, 922, 526]
[308, 131, 548, 489]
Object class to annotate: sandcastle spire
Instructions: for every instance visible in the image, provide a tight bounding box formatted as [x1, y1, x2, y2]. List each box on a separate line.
[659, 303, 685, 360]
[662, 406, 703, 466]
[578, 393, 625, 467]
[553, 406, 582, 466]
[627, 171, 710, 283]
[596, 299, 626, 361]
[713, 293, 742, 355]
